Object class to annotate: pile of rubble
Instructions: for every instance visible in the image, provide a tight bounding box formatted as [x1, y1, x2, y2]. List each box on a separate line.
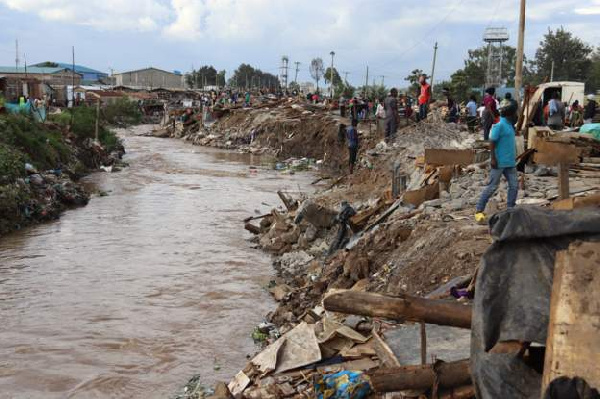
[157, 101, 600, 398]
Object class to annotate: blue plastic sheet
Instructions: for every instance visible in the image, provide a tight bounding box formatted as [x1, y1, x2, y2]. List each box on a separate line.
[314, 371, 371, 399]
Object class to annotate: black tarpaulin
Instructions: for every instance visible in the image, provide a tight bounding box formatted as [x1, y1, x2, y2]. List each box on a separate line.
[471, 206, 600, 399]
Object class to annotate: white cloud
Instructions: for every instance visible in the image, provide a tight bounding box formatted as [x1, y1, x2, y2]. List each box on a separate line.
[0, 0, 170, 31]
[574, 0, 600, 15]
[0, 0, 597, 84]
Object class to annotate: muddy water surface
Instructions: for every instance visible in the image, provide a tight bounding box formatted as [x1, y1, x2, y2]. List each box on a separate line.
[0, 126, 314, 398]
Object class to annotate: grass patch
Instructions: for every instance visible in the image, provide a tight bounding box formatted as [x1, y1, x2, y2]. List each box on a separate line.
[0, 115, 71, 172]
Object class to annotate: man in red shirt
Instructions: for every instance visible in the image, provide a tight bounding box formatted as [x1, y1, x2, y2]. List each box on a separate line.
[417, 74, 431, 122]
[482, 87, 499, 140]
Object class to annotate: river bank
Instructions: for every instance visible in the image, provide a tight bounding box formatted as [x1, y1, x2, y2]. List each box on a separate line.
[0, 112, 127, 237]
[160, 100, 600, 398]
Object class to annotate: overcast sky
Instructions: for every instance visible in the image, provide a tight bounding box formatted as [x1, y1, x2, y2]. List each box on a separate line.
[0, 0, 598, 88]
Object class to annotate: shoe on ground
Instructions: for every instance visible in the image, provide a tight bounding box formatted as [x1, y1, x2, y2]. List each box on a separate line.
[475, 212, 486, 224]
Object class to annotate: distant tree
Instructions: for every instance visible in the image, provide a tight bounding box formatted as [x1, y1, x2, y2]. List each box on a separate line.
[587, 47, 600, 93]
[405, 69, 424, 95]
[334, 84, 355, 99]
[323, 67, 342, 86]
[217, 70, 226, 87]
[371, 85, 388, 101]
[530, 27, 593, 83]
[309, 58, 325, 93]
[229, 63, 279, 89]
[288, 81, 300, 92]
[186, 65, 219, 88]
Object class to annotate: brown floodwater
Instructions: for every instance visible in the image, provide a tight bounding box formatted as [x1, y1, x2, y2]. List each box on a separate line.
[0, 126, 314, 398]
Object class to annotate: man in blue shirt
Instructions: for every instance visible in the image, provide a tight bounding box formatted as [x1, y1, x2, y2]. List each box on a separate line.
[346, 119, 359, 174]
[475, 105, 518, 223]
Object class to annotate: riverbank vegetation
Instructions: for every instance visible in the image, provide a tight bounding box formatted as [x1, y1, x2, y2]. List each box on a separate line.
[0, 99, 141, 236]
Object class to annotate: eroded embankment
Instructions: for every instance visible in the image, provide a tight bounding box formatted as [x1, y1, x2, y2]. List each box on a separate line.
[0, 115, 125, 236]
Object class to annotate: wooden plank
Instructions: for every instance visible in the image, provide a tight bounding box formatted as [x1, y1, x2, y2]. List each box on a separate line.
[558, 162, 570, 200]
[551, 193, 600, 210]
[425, 149, 475, 166]
[371, 329, 401, 368]
[533, 140, 580, 166]
[542, 242, 600, 393]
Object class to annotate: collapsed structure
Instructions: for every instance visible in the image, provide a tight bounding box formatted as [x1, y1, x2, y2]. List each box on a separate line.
[156, 96, 600, 399]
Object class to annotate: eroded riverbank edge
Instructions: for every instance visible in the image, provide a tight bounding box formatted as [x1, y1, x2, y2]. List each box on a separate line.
[164, 101, 600, 399]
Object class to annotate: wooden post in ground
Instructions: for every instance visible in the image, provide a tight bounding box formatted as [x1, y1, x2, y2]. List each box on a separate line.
[558, 162, 570, 200]
[323, 290, 472, 329]
[95, 97, 101, 142]
[420, 322, 427, 365]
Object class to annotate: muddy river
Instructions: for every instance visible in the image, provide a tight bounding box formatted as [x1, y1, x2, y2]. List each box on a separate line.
[0, 126, 314, 398]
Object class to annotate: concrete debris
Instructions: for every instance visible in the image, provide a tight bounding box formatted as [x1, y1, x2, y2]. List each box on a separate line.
[154, 95, 600, 398]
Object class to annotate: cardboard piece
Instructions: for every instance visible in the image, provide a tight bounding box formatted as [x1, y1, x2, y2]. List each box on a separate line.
[403, 184, 439, 207]
[424, 149, 475, 166]
[274, 322, 322, 374]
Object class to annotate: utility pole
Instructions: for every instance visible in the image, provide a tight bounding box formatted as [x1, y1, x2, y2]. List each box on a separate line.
[380, 75, 385, 87]
[294, 61, 300, 83]
[343, 71, 349, 86]
[329, 51, 335, 98]
[72, 46, 76, 105]
[15, 40, 20, 98]
[95, 97, 100, 142]
[550, 60, 555, 82]
[364, 65, 369, 98]
[514, 0, 526, 105]
[430, 42, 438, 94]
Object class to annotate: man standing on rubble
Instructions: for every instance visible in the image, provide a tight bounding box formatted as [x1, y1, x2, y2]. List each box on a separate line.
[482, 87, 499, 140]
[384, 88, 399, 141]
[417, 74, 431, 122]
[346, 119, 360, 174]
[466, 95, 478, 132]
[475, 105, 518, 223]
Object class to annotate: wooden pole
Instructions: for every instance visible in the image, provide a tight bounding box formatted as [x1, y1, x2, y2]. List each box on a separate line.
[558, 162, 570, 200]
[364, 65, 369, 98]
[420, 322, 427, 365]
[323, 290, 472, 329]
[514, 0, 526, 105]
[368, 359, 471, 392]
[95, 97, 100, 142]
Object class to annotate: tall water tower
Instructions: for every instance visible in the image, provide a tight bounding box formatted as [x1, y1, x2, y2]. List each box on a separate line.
[483, 27, 509, 88]
[280, 56, 289, 89]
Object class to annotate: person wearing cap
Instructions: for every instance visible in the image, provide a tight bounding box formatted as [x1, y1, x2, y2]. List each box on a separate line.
[584, 94, 597, 124]
[417, 74, 431, 122]
[475, 104, 518, 224]
[501, 92, 518, 126]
